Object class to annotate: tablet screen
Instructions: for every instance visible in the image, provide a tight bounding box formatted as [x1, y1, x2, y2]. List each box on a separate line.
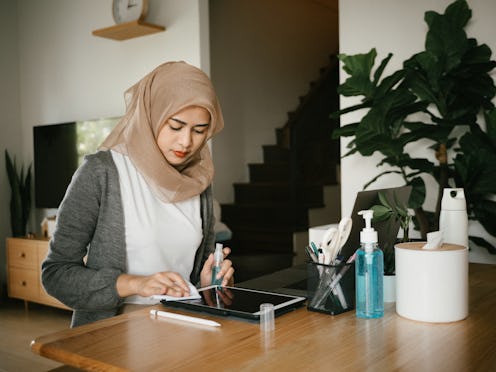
[161, 286, 306, 320]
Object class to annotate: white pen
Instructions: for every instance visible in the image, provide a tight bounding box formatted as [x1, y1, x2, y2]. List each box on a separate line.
[150, 309, 221, 327]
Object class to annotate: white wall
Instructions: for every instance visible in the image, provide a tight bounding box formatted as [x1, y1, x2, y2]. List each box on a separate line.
[210, 0, 339, 203]
[0, 0, 208, 290]
[338, 0, 496, 225]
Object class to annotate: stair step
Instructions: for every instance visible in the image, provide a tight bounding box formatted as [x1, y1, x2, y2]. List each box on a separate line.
[248, 162, 337, 184]
[221, 203, 309, 230]
[262, 145, 289, 164]
[223, 227, 295, 254]
[248, 163, 289, 182]
[233, 182, 324, 205]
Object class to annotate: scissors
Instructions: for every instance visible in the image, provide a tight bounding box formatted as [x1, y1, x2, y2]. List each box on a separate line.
[321, 217, 352, 265]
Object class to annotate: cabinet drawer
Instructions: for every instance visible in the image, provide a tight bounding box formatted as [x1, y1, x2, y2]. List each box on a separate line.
[7, 240, 38, 269]
[8, 267, 39, 300]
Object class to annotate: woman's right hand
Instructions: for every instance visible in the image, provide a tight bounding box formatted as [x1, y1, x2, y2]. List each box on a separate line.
[116, 272, 190, 298]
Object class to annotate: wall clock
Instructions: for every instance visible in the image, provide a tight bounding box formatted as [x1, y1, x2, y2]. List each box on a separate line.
[112, 0, 148, 24]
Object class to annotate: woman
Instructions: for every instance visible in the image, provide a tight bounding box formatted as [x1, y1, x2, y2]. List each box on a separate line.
[42, 61, 234, 327]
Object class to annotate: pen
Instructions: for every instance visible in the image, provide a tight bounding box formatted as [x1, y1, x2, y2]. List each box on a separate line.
[150, 309, 221, 327]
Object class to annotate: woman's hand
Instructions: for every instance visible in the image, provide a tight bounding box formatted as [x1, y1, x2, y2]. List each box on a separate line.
[200, 246, 235, 287]
[116, 271, 190, 298]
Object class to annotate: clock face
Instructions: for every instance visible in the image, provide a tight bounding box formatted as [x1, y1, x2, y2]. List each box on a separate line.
[112, 0, 148, 24]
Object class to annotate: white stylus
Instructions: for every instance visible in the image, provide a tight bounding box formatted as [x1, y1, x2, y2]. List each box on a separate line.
[150, 309, 221, 327]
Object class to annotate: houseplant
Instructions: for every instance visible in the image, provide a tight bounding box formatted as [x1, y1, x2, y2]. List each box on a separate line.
[5, 150, 32, 237]
[370, 190, 412, 275]
[331, 0, 496, 252]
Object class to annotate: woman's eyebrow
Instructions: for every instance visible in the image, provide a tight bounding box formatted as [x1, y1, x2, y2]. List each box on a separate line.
[170, 117, 209, 127]
[170, 117, 187, 125]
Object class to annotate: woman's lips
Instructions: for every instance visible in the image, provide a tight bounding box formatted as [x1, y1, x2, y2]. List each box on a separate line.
[173, 151, 187, 158]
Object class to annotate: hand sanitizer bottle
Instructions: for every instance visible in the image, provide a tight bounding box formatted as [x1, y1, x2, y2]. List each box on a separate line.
[211, 243, 224, 286]
[355, 210, 384, 318]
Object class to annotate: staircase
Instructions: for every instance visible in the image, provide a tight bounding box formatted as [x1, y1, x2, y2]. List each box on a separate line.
[221, 56, 341, 282]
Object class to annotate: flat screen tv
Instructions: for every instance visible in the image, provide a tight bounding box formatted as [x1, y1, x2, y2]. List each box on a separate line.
[33, 117, 119, 208]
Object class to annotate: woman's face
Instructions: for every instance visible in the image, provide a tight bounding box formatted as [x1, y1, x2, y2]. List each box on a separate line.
[157, 106, 211, 166]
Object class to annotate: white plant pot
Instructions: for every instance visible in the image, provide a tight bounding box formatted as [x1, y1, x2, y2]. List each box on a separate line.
[383, 275, 396, 302]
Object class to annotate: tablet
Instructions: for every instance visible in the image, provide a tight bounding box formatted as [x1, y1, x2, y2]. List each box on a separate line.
[161, 286, 306, 320]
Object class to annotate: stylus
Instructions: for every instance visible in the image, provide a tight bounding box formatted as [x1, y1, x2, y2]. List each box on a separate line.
[150, 309, 221, 327]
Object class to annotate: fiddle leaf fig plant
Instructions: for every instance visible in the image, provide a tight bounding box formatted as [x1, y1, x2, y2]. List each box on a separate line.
[331, 0, 496, 253]
[5, 149, 32, 237]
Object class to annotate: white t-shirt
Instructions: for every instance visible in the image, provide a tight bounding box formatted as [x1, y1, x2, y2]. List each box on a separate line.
[111, 151, 202, 304]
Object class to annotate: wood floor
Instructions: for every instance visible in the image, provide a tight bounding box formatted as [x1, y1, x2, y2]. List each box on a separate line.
[0, 297, 72, 372]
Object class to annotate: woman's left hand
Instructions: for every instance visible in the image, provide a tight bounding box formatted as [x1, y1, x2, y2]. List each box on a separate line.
[200, 246, 235, 287]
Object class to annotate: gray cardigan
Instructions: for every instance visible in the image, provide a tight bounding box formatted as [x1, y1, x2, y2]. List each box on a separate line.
[42, 150, 215, 327]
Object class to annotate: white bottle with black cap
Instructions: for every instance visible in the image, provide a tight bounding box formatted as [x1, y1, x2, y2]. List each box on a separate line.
[439, 188, 468, 248]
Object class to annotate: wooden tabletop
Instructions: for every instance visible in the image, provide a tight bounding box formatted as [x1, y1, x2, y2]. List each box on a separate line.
[31, 263, 496, 371]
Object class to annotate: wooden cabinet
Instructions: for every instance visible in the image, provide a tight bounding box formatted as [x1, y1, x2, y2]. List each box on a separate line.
[6, 237, 69, 310]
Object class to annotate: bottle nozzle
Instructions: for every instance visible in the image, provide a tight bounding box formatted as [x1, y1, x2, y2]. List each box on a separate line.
[358, 210, 374, 229]
[214, 243, 224, 265]
[358, 209, 377, 246]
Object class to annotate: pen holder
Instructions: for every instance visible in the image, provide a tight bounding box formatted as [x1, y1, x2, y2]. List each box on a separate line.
[307, 261, 355, 315]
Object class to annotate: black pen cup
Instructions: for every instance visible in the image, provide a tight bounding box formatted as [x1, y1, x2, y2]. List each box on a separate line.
[307, 261, 355, 315]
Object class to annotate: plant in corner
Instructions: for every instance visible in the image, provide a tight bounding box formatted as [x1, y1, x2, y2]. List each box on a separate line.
[5, 150, 32, 237]
[331, 0, 496, 253]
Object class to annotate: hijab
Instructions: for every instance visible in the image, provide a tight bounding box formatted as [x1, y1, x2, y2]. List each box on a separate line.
[100, 61, 224, 203]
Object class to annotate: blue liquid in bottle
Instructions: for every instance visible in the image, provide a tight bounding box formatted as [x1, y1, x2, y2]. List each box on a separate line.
[356, 243, 384, 318]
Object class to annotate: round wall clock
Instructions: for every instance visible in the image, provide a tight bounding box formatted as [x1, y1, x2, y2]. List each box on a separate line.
[112, 0, 148, 24]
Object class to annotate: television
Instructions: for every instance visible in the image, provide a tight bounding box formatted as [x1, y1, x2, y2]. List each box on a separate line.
[33, 117, 119, 208]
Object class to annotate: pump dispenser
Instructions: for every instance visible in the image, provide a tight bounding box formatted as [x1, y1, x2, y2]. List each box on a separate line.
[355, 210, 384, 318]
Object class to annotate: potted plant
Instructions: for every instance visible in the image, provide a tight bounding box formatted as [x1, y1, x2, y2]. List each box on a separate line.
[331, 0, 496, 253]
[5, 150, 32, 237]
[369, 191, 412, 302]
[371, 191, 412, 274]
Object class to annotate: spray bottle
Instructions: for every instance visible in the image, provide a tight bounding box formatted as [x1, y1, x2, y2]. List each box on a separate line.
[211, 243, 224, 286]
[355, 210, 384, 318]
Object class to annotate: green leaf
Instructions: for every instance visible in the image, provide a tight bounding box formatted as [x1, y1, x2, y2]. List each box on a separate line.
[471, 199, 496, 236]
[4, 149, 32, 236]
[469, 236, 496, 255]
[372, 53, 394, 85]
[331, 123, 359, 139]
[406, 177, 426, 209]
[424, 0, 471, 72]
[337, 49, 377, 97]
[484, 108, 496, 146]
[377, 191, 392, 209]
[371, 205, 393, 222]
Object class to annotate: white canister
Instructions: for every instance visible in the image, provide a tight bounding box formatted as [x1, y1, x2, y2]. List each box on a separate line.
[439, 188, 468, 248]
[395, 242, 468, 323]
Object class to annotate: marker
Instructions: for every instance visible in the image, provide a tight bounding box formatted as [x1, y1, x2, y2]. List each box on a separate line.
[150, 309, 221, 327]
[310, 241, 320, 257]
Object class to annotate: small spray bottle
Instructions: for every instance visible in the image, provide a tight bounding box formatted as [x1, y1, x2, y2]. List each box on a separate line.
[355, 210, 384, 318]
[211, 243, 224, 286]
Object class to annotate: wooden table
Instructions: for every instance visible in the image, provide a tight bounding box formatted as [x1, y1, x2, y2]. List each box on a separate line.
[31, 264, 496, 371]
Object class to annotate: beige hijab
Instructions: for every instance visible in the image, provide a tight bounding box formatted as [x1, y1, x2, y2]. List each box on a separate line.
[100, 61, 224, 203]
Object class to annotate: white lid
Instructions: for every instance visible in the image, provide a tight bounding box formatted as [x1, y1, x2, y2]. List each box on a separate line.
[441, 188, 466, 211]
[358, 210, 378, 245]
